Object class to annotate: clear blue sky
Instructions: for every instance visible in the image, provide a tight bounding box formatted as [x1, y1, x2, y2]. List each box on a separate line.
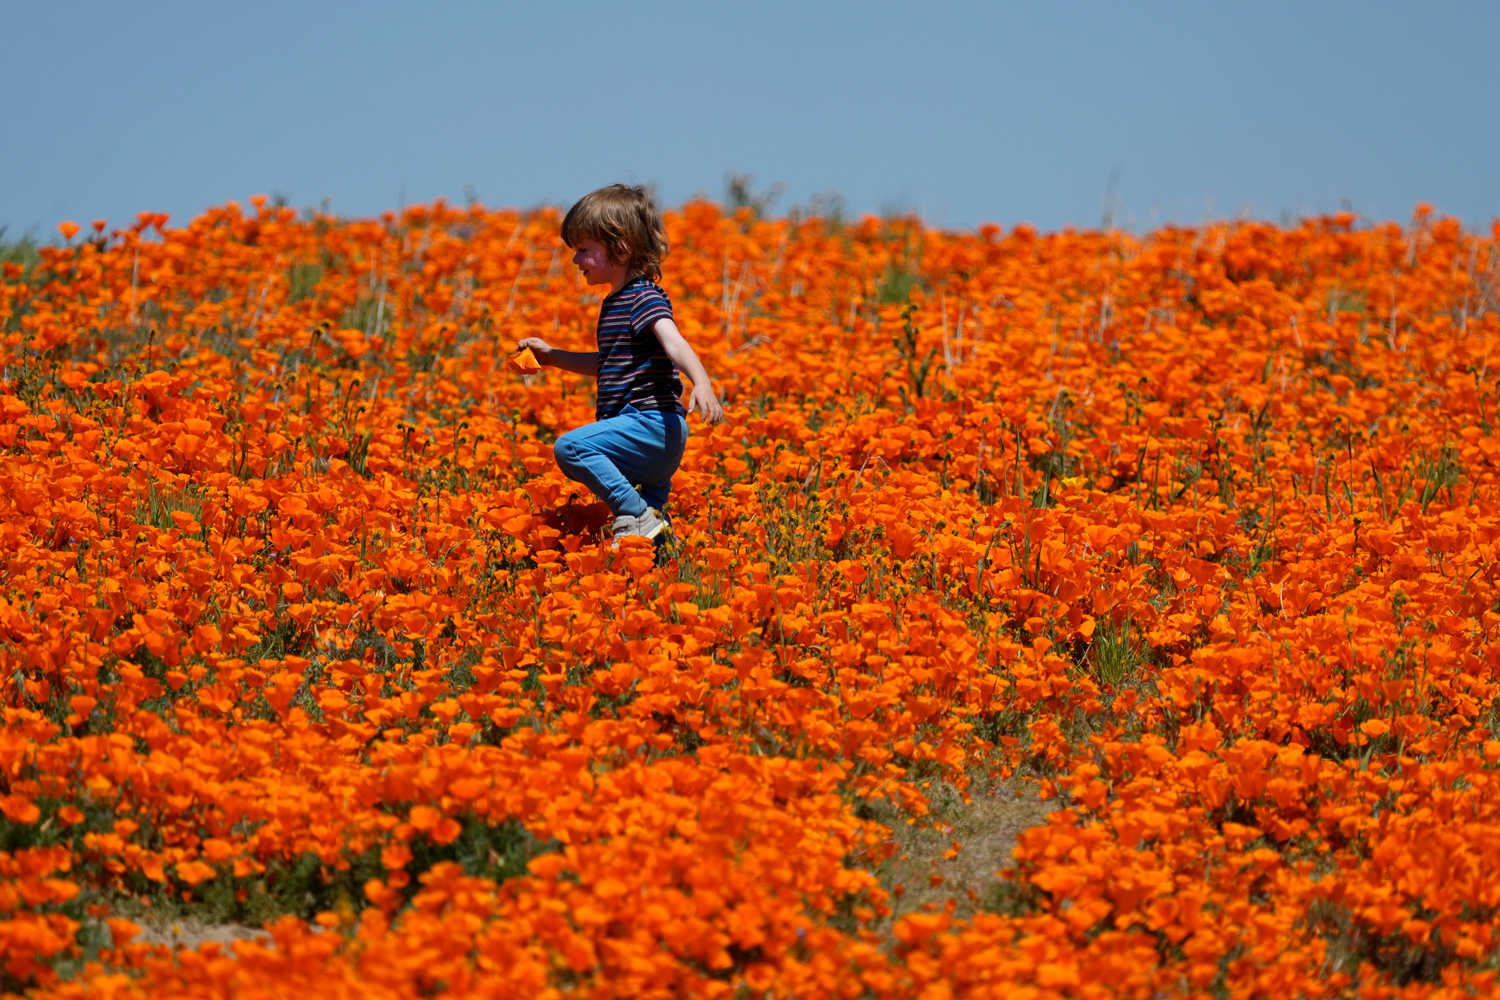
[4, 1, 1497, 237]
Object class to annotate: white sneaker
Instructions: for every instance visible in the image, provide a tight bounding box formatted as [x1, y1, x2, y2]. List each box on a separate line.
[611, 508, 669, 545]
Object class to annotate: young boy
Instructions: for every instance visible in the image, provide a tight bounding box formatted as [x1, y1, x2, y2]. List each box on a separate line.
[517, 184, 724, 543]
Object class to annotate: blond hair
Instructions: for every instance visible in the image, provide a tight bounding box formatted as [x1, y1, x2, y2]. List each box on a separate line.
[560, 184, 669, 282]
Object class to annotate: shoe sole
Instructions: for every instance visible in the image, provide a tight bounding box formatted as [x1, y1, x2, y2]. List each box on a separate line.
[611, 519, 669, 546]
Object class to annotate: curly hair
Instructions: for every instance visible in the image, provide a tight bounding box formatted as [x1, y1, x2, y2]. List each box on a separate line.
[560, 184, 669, 283]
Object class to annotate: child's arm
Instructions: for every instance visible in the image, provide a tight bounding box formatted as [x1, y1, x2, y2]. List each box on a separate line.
[516, 337, 598, 377]
[651, 319, 725, 424]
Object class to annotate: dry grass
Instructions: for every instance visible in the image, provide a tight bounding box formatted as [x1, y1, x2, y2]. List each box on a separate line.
[126, 916, 271, 952]
[866, 773, 1053, 928]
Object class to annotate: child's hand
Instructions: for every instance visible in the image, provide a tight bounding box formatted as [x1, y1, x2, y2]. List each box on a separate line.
[687, 382, 725, 425]
[516, 337, 553, 363]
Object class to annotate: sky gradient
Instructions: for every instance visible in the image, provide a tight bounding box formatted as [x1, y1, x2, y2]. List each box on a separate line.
[4, 1, 1497, 237]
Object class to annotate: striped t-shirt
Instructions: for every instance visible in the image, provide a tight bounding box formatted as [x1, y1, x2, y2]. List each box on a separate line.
[594, 277, 686, 419]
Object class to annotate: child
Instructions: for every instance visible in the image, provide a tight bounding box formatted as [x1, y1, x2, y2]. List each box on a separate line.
[517, 184, 724, 544]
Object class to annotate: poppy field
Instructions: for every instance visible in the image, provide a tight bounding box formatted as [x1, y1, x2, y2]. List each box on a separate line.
[2, 196, 1499, 998]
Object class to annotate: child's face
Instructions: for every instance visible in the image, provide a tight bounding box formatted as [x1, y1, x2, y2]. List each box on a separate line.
[570, 239, 628, 288]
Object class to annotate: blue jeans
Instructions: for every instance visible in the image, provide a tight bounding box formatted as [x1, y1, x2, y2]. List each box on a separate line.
[553, 405, 687, 518]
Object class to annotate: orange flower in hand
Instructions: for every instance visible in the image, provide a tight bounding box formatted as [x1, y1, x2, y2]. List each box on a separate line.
[508, 347, 541, 374]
